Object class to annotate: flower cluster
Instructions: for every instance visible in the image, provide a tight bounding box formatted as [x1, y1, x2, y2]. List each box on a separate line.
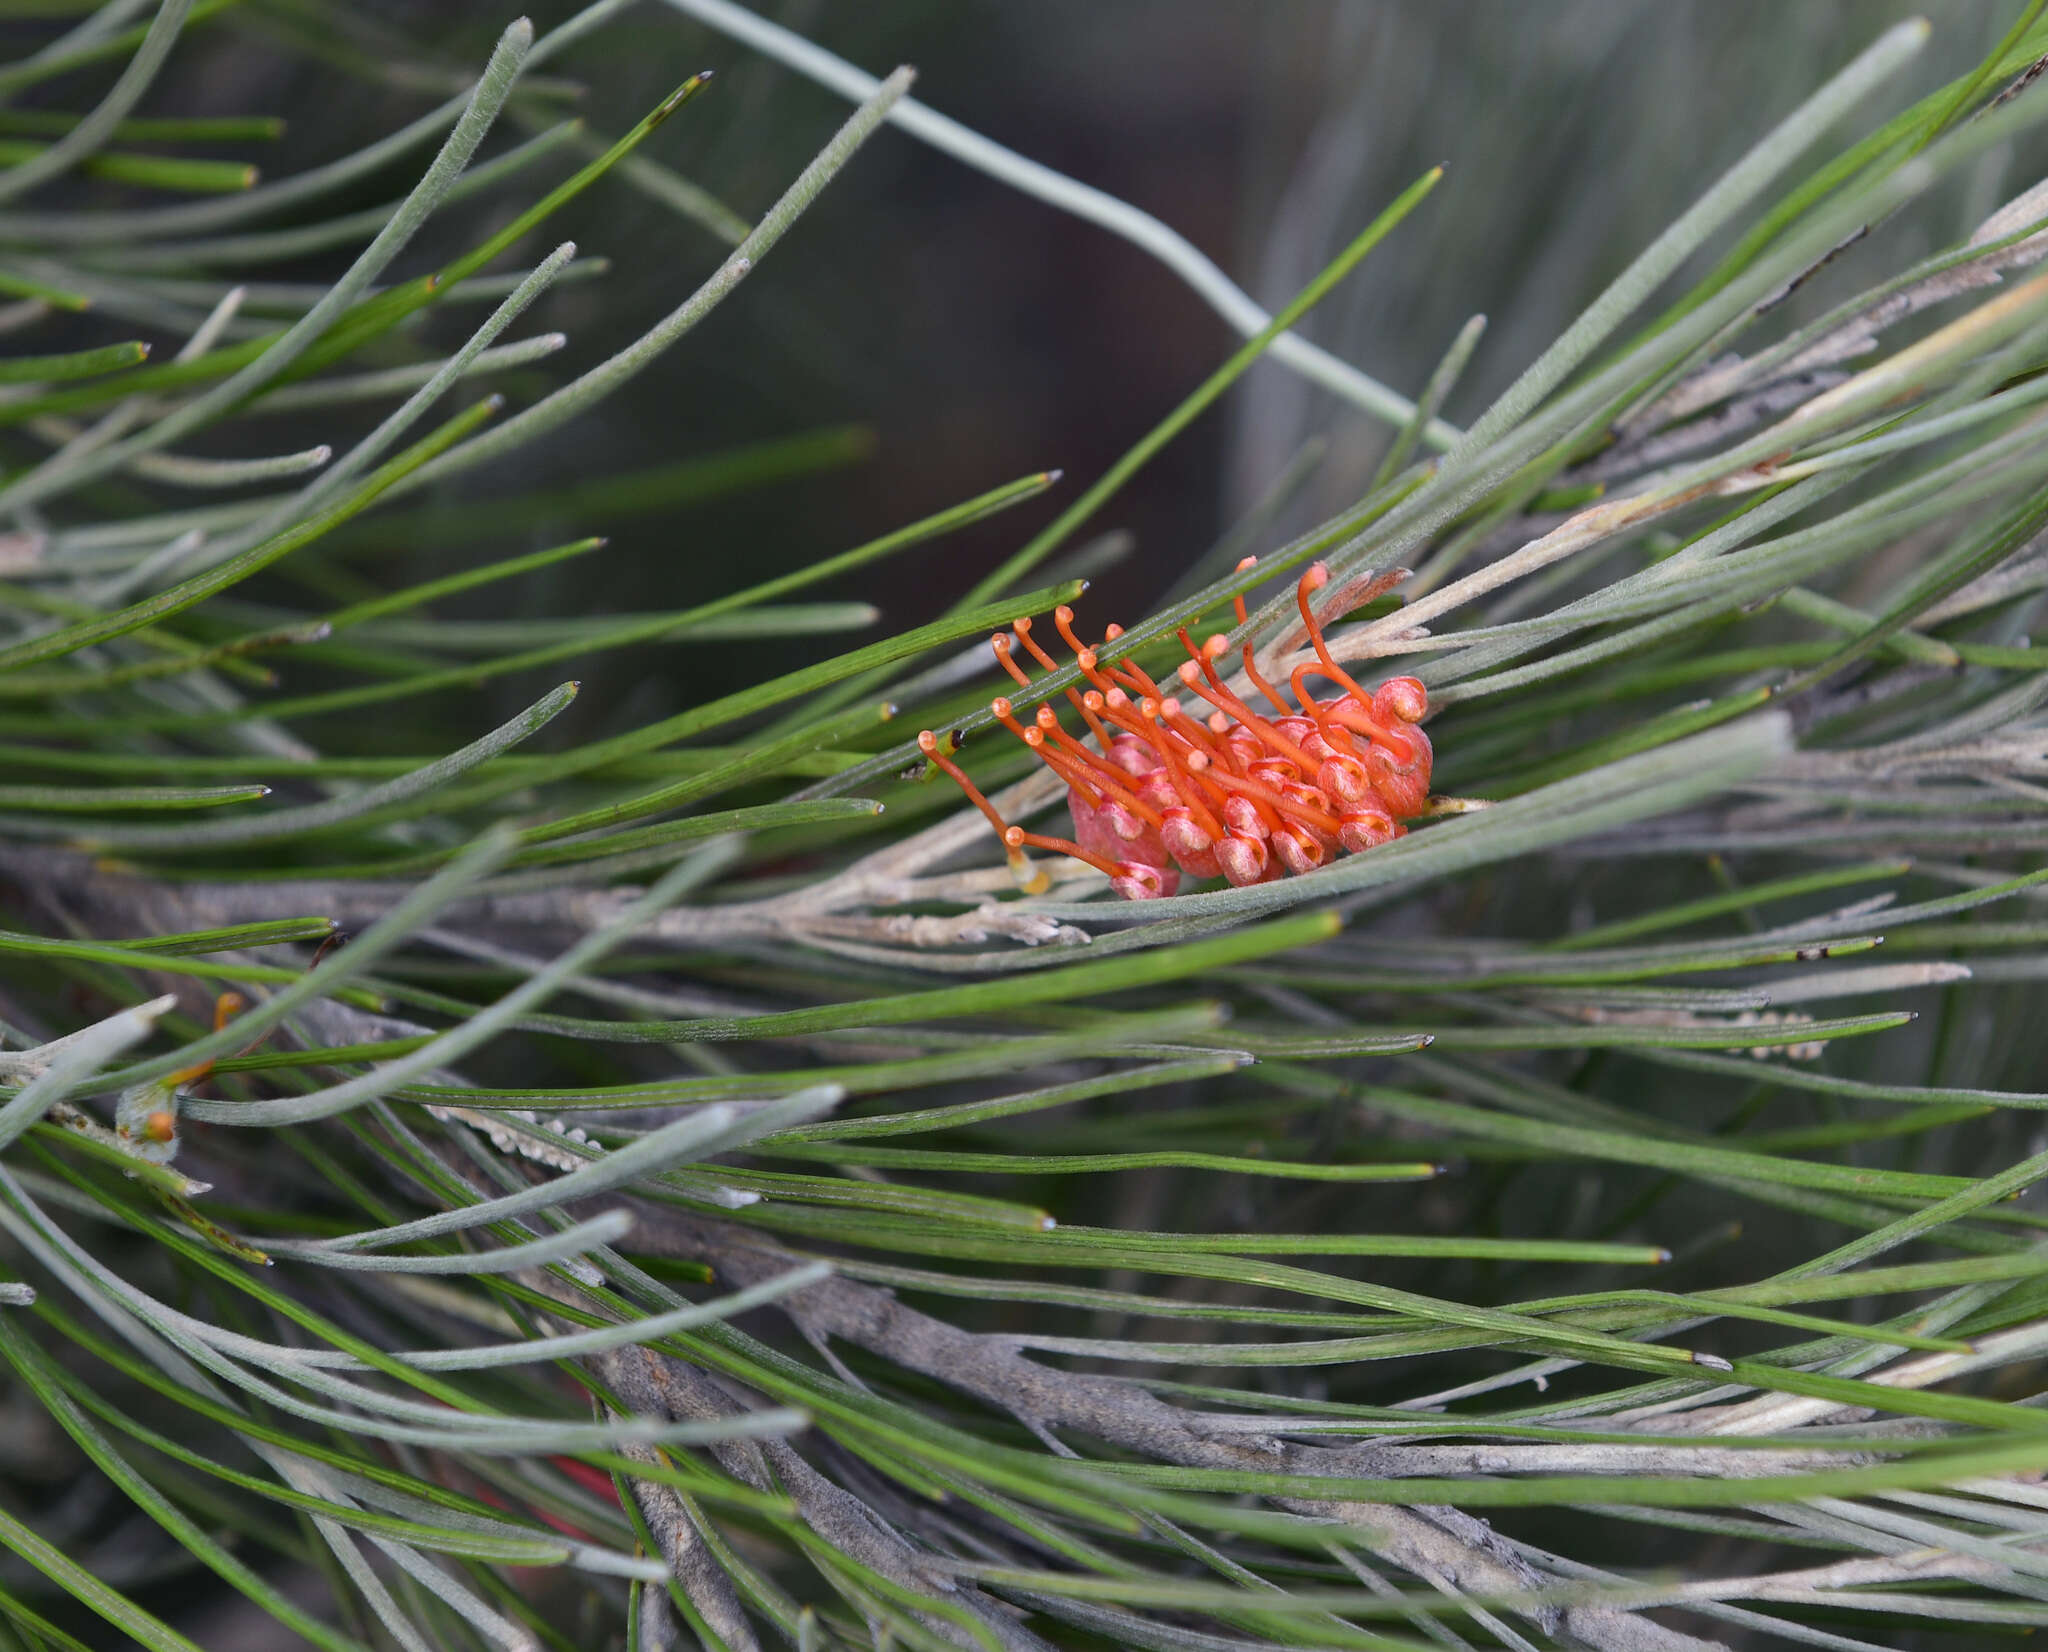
[920, 558, 1433, 899]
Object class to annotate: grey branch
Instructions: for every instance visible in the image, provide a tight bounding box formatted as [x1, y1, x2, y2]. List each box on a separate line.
[621, 1206, 1730, 1652]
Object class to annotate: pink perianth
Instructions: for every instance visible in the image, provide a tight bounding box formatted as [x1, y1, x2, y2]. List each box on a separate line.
[1070, 788, 1178, 895]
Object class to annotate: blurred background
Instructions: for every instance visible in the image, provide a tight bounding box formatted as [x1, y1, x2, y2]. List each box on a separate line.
[83, 0, 2014, 754]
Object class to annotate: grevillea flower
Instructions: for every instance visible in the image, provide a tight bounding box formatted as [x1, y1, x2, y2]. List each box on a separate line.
[920, 558, 1439, 899]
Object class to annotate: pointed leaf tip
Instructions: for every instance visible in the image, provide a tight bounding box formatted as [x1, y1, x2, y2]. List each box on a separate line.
[653, 71, 717, 124]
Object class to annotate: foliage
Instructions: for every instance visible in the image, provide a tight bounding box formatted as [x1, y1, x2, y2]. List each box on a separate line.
[2, 4, 2048, 1650]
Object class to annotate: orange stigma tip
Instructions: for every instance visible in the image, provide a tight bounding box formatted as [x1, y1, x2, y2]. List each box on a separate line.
[1235, 555, 1258, 572]
[917, 730, 940, 753]
[991, 695, 1013, 717]
[1177, 659, 1201, 683]
[1204, 635, 1229, 658]
[1208, 712, 1229, 734]
[1303, 562, 1330, 591]
[1104, 623, 1125, 641]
